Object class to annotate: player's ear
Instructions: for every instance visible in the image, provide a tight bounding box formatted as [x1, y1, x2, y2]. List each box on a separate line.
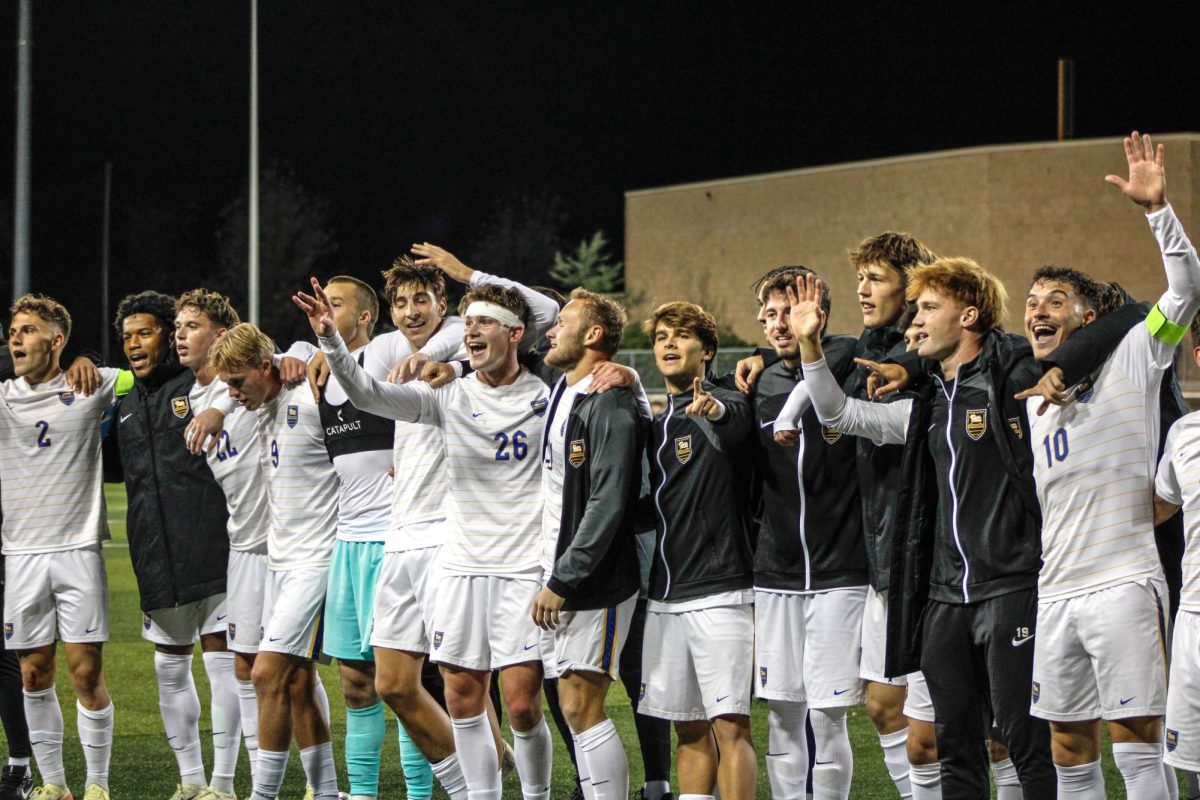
[1193, 345, 1200, 370]
[1081, 307, 1096, 327]
[960, 305, 980, 329]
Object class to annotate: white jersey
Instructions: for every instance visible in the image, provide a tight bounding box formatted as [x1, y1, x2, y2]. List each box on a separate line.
[1031, 204, 1200, 601]
[191, 377, 270, 551]
[0, 368, 120, 555]
[262, 381, 340, 570]
[320, 331, 550, 576]
[540, 374, 590, 572]
[1156, 412, 1200, 613]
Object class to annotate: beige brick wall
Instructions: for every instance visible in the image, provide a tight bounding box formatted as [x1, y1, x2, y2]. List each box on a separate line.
[625, 135, 1199, 348]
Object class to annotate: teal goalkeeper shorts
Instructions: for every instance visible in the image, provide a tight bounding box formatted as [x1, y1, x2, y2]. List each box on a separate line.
[323, 539, 385, 662]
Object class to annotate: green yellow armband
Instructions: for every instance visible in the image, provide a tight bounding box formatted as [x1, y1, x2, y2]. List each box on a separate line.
[115, 369, 135, 398]
[1146, 304, 1187, 346]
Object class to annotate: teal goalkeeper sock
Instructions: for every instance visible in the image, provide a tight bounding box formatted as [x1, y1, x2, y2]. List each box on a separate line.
[399, 719, 434, 799]
[345, 702, 386, 797]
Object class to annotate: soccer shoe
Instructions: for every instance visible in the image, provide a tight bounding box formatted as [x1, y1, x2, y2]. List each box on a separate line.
[301, 788, 312, 800]
[192, 790, 236, 800]
[30, 786, 72, 800]
[0, 765, 33, 800]
[80, 787, 108, 800]
[167, 785, 205, 800]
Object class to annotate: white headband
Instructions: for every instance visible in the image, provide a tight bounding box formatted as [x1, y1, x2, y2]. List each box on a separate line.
[464, 301, 523, 330]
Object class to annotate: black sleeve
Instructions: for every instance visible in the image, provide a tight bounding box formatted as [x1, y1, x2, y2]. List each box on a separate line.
[1040, 302, 1150, 386]
[709, 389, 755, 446]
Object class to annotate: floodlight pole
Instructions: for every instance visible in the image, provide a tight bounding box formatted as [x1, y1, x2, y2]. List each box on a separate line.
[248, 0, 260, 325]
[13, 0, 32, 300]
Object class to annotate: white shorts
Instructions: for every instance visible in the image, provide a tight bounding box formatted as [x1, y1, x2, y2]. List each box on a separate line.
[860, 585, 905, 685]
[260, 566, 329, 660]
[1031, 578, 1168, 722]
[141, 594, 227, 646]
[429, 573, 541, 671]
[553, 591, 638, 681]
[754, 587, 866, 707]
[370, 546, 440, 653]
[640, 603, 754, 721]
[1165, 610, 1200, 770]
[904, 670, 935, 723]
[3, 546, 108, 649]
[226, 547, 268, 654]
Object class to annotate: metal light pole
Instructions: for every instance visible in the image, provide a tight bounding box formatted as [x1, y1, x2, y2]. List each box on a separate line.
[13, 0, 32, 300]
[248, 0, 260, 324]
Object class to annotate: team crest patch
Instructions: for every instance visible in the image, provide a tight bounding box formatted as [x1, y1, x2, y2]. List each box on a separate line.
[759, 666, 768, 687]
[531, 397, 549, 417]
[171, 395, 190, 419]
[58, 391, 75, 406]
[143, 613, 152, 631]
[965, 408, 987, 441]
[1031, 681, 1040, 704]
[638, 682, 646, 701]
[1007, 417, 1023, 439]
[822, 426, 842, 444]
[1167, 728, 1179, 752]
[675, 435, 693, 465]
[568, 439, 586, 468]
[433, 630, 444, 650]
[286, 404, 299, 429]
[1076, 380, 1094, 403]
[228, 623, 237, 641]
[3, 623, 11, 641]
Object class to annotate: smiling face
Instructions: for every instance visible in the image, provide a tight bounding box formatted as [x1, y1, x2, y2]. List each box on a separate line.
[174, 307, 225, 371]
[757, 290, 800, 361]
[544, 300, 589, 371]
[219, 358, 278, 411]
[122, 312, 170, 379]
[8, 311, 64, 383]
[910, 289, 973, 362]
[463, 315, 521, 373]
[653, 321, 711, 384]
[1024, 279, 1096, 360]
[324, 282, 369, 345]
[390, 281, 446, 349]
[856, 260, 907, 330]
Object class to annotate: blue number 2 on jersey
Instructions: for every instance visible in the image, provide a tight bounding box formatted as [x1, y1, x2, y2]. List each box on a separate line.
[34, 420, 50, 447]
[495, 430, 528, 461]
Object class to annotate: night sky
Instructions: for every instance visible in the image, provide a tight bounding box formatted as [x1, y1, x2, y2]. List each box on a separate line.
[0, 2, 1197, 352]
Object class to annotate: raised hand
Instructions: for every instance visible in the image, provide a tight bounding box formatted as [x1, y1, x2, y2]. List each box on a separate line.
[292, 277, 336, 338]
[411, 242, 475, 284]
[1014, 366, 1068, 416]
[786, 273, 826, 341]
[856, 357, 909, 399]
[685, 377, 721, 419]
[1105, 131, 1166, 212]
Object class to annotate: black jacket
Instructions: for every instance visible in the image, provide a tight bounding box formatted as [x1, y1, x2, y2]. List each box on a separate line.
[723, 334, 868, 592]
[546, 384, 646, 610]
[644, 382, 755, 603]
[116, 363, 230, 612]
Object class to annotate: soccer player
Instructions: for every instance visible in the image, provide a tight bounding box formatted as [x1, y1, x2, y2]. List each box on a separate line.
[636, 302, 757, 800]
[717, 267, 866, 800]
[1017, 132, 1197, 798]
[210, 323, 344, 800]
[0, 554, 31, 800]
[296, 276, 556, 800]
[531, 289, 647, 800]
[1, 295, 121, 800]
[112, 291, 236, 800]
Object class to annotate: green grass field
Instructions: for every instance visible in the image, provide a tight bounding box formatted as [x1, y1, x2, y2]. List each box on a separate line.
[0, 484, 1157, 798]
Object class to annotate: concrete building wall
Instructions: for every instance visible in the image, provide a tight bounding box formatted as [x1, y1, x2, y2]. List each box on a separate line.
[625, 135, 1199, 350]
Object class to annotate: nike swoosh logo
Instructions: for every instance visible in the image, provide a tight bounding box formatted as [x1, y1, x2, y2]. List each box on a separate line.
[472, 412, 485, 417]
[815, 760, 833, 766]
[592, 781, 609, 787]
[523, 643, 537, 650]
[557, 659, 569, 664]
[1120, 696, 1135, 705]
[120, 414, 134, 423]
[765, 752, 789, 757]
[1012, 634, 1035, 646]
[833, 688, 851, 695]
[85, 626, 98, 634]
[716, 695, 730, 702]
[216, 615, 227, 621]
[760, 419, 777, 428]
[269, 636, 283, 642]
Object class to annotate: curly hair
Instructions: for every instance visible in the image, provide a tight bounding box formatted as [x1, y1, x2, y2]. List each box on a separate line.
[753, 265, 831, 319]
[114, 290, 176, 334]
[176, 288, 241, 330]
[1029, 266, 1105, 313]
[10, 294, 72, 341]
[382, 256, 447, 305]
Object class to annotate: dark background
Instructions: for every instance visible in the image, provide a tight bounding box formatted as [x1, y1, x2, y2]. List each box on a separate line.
[0, 2, 1197, 352]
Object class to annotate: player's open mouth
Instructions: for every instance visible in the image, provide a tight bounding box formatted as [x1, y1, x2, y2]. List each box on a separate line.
[128, 353, 149, 366]
[1030, 323, 1058, 345]
[915, 332, 928, 344]
[861, 303, 875, 314]
[11, 349, 25, 360]
[405, 319, 426, 331]
[467, 343, 486, 355]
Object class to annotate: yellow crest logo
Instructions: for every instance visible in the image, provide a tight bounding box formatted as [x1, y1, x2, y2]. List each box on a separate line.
[171, 396, 190, 419]
[675, 435, 693, 465]
[1007, 416, 1022, 439]
[965, 408, 987, 441]
[568, 439, 586, 468]
[822, 426, 842, 444]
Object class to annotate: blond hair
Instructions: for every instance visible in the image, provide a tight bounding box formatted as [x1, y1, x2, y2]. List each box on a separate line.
[569, 288, 627, 355]
[209, 323, 275, 373]
[907, 258, 1007, 331]
[10, 294, 72, 342]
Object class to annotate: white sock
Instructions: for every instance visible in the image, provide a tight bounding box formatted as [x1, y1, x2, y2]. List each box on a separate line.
[155, 651, 206, 787]
[878, 728, 912, 798]
[250, 747, 289, 800]
[313, 670, 331, 727]
[642, 780, 670, 800]
[202, 651, 240, 793]
[299, 741, 339, 799]
[451, 712, 500, 800]
[991, 758, 1021, 800]
[1055, 760, 1105, 797]
[431, 753, 469, 800]
[76, 700, 114, 792]
[23, 687, 66, 788]
[810, 707, 853, 800]
[909, 761, 942, 800]
[7, 757, 29, 768]
[1113, 742, 1170, 800]
[575, 719, 627, 800]
[512, 718, 553, 800]
[766, 700, 809, 800]
[678, 795, 714, 800]
[237, 677, 260, 779]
